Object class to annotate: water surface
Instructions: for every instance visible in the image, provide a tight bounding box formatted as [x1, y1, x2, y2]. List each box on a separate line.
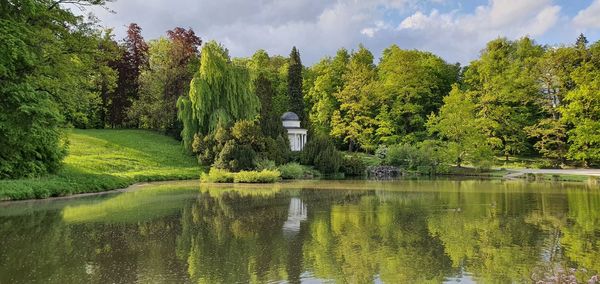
[1, 180, 600, 283]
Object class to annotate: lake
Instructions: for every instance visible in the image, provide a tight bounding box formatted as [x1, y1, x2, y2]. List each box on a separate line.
[1, 179, 599, 283]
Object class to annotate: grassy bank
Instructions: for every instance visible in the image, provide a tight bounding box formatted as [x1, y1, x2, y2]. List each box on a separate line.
[0, 129, 201, 201]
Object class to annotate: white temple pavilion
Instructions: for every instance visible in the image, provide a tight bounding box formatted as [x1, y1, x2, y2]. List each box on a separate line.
[281, 112, 307, 151]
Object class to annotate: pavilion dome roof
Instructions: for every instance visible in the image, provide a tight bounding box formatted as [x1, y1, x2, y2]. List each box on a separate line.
[281, 112, 300, 121]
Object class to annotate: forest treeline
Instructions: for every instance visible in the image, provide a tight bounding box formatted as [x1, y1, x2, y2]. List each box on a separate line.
[2, 0, 600, 179]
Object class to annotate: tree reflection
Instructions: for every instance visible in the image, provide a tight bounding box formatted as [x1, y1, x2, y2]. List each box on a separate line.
[1, 180, 600, 283]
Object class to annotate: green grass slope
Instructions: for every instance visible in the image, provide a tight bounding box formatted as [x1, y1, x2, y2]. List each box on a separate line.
[0, 129, 201, 201]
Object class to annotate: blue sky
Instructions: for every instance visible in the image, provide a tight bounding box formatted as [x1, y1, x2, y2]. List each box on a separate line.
[81, 0, 600, 65]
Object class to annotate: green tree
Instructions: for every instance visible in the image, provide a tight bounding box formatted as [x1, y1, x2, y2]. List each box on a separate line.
[561, 41, 600, 166]
[288, 47, 306, 124]
[427, 85, 494, 168]
[305, 48, 349, 135]
[0, 0, 111, 178]
[464, 37, 544, 160]
[526, 44, 583, 164]
[378, 45, 459, 142]
[177, 41, 260, 151]
[330, 45, 379, 152]
[129, 38, 174, 131]
[129, 29, 201, 138]
[254, 74, 281, 137]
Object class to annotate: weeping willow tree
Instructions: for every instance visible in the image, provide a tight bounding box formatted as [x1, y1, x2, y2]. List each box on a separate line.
[178, 41, 260, 152]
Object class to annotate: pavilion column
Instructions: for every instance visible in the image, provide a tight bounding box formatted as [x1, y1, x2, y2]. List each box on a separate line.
[302, 134, 306, 148]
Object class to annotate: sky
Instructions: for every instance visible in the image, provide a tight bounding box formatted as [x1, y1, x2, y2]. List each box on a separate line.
[76, 0, 600, 65]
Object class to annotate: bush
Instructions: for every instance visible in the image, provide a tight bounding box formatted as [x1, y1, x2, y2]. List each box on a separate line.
[261, 136, 290, 165]
[342, 155, 367, 176]
[192, 133, 217, 166]
[384, 144, 414, 168]
[234, 170, 281, 183]
[302, 135, 342, 174]
[375, 145, 388, 160]
[278, 162, 305, 179]
[201, 168, 234, 183]
[214, 140, 256, 172]
[255, 158, 277, 170]
[201, 167, 281, 183]
[384, 142, 450, 175]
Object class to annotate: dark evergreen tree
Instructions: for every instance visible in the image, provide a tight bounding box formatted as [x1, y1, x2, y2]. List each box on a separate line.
[288, 47, 306, 124]
[575, 33, 588, 50]
[256, 74, 285, 139]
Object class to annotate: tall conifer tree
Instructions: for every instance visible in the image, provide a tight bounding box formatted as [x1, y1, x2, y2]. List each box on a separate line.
[288, 47, 306, 124]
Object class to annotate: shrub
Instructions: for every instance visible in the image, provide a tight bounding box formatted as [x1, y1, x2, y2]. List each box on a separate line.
[192, 133, 217, 166]
[314, 145, 342, 174]
[384, 142, 450, 175]
[261, 136, 290, 165]
[200, 168, 234, 183]
[342, 155, 367, 176]
[231, 120, 262, 145]
[375, 145, 388, 160]
[255, 158, 277, 170]
[302, 135, 342, 174]
[214, 140, 256, 172]
[234, 170, 281, 183]
[384, 144, 414, 168]
[278, 162, 305, 179]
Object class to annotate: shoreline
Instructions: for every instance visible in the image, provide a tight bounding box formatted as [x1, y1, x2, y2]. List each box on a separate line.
[0, 179, 202, 205]
[3, 168, 600, 203]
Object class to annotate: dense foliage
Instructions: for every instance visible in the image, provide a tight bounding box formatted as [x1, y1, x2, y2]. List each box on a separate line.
[3, 0, 600, 182]
[129, 28, 201, 138]
[301, 135, 343, 174]
[0, 0, 113, 178]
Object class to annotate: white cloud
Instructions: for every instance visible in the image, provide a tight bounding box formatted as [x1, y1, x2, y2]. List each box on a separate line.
[573, 0, 600, 28]
[74, 0, 569, 65]
[396, 0, 561, 63]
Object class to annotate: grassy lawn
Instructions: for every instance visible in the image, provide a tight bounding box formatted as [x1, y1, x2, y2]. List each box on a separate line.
[0, 129, 201, 201]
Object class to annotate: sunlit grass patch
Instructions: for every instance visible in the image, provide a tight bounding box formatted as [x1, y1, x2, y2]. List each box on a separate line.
[0, 129, 202, 201]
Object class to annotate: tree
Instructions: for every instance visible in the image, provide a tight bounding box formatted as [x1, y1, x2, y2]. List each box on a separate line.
[288, 47, 306, 124]
[255, 74, 285, 139]
[560, 41, 600, 166]
[377, 45, 459, 142]
[330, 45, 379, 152]
[177, 41, 260, 152]
[427, 85, 494, 168]
[109, 23, 148, 127]
[575, 33, 588, 50]
[0, 0, 111, 178]
[129, 38, 173, 131]
[244, 50, 290, 118]
[305, 48, 349, 135]
[526, 119, 568, 165]
[526, 36, 590, 164]
[464, 37, 544, 160]
[95, 30, 120, 128]
[129, 28, 201, 138]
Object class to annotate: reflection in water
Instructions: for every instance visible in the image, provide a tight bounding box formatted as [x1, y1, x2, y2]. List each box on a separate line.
[283, 198, 307, 235]
[1, 180, 600, 283]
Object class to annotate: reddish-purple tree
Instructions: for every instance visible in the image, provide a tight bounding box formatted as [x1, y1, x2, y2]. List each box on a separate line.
[163, 27, 202, 138]
[108, 23, 149, 127]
